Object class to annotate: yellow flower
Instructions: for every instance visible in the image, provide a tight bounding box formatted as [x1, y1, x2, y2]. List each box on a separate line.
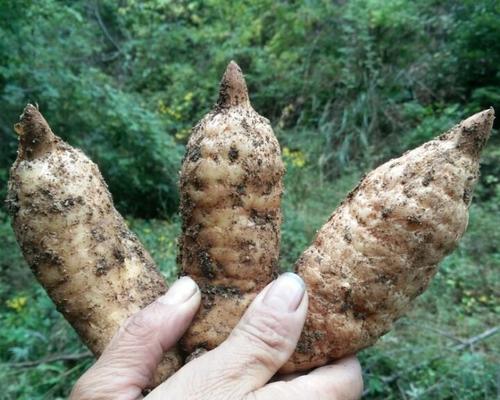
[282, 147, 306, 168]
[175, 128, 190, 140]
[6, 296, 28, 312]
[158, 100, 182, 119]
[291, 153, 306, 168]
[158, 99, 168, 114]
[478, 295, 489, 303]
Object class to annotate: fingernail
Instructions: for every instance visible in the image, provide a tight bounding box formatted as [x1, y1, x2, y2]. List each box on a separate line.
[263, 273, 305, 312]
[158, 277, 198, 305]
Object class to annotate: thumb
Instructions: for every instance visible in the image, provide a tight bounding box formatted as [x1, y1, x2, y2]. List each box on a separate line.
[193, 273, 307, 396]
[70, 277, 200, 399]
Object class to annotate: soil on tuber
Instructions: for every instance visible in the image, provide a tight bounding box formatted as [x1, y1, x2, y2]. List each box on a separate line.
[7, 65, 495, 385]
[178, 62, 495, 373]
[6, 104, 181, 387]
[179, 61, 284, 353]
[282, 107, 494, 372]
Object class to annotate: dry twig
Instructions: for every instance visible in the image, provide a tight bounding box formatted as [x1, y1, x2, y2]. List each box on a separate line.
[6, 351, 93, 368]
[363, 325, 499, 396]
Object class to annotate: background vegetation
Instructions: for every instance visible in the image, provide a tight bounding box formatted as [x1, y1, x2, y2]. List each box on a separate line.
[0, 0, 498, 398]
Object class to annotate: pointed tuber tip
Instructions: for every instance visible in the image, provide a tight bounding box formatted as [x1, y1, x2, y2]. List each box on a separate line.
[15, 104, 56, 160]
[455, 107, 494, 158]
[14, 104, 37, 135]
[462, 107, 494, 127]
[17, 103, 46, 132]
[217, 61, 250, 108]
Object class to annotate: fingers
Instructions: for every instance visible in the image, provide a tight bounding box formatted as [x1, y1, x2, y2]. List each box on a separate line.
[109, 277, 200, 355]
[220, 273, 307, 391]
[251, 356, 363, 400]
[162, 273, 308, 398]
[145, 274, 362, 400]
[70, 277, 200, 400]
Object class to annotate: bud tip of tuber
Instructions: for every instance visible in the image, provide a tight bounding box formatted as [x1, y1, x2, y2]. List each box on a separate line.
[14, 104, 38, 136]
[456, 107, 495, 157]
[15, 103, 56, 159]
[217, 60, 250, 108]
[462, 107, 494, 135]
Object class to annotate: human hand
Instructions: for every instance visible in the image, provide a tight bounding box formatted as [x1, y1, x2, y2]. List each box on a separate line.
[70, 273, 363, 400]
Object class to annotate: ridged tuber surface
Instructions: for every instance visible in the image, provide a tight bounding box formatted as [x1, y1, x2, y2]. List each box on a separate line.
[179, 61, 284, 352]
[7, 70, 494, 385]
[282, 107, 494, 372]
[6, 105, 181, 387]
[178, 62, 494, 370]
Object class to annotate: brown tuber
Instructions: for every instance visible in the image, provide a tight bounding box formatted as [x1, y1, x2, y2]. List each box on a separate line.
[6, 104, 181, 387]
[283, 107, 495, 372]
[179, 62, 494, 372]
[179, 61, 284, 352]
[7, 64, 495, 385]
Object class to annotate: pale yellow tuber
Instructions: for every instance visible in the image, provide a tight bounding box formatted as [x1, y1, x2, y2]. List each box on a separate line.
[283, 107, 494, 372]
[7, 104, 181, 387]
[8, 67, 495, 383]
[179, 61, 284, 352]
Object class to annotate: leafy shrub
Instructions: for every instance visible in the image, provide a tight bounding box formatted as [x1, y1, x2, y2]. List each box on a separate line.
[0, 285, 90, 400]
[129, 218, 181, 282]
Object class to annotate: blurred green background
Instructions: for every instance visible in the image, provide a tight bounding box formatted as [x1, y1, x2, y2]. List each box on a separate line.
[0, 0, 499, 398]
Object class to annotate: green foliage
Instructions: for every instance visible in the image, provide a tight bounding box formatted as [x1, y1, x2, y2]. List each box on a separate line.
[448, 0, 500, 102]
[280, 162, 360, 270]
[1, 0, 498, 215]
[0, 0, 499, 398]
[129, 217, 181, 282]
[0, 212, 31, 299]
[0, 282, 90, 400]
[400, 103, 462, 149]
[0, 0, 183, 217]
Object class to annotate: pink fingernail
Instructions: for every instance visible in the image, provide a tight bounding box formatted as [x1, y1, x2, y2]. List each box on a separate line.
[263, 273, 305, 312]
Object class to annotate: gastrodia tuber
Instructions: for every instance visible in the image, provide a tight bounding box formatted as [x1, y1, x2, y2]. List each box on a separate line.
[179, 61, 284, 352]
[283, 107, 494, 372]
[179, 63, 494, 370]
[6, 104, 181, 386]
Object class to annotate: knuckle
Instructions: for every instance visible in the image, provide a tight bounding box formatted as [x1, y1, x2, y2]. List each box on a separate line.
[299, 380, 340, 400]
[290, 375, 330, 400]
[309, 384, 332, 400]
[121, 309, 155, 340]
[313, 383, 336, 400]
[338, 361, 363, 399]
[330, 384, 363, 400]
[232, 310, 293, 370]
[268, 381, 298, 397]
[346, 367, 364, 399]
[239, 311, 290, 352]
